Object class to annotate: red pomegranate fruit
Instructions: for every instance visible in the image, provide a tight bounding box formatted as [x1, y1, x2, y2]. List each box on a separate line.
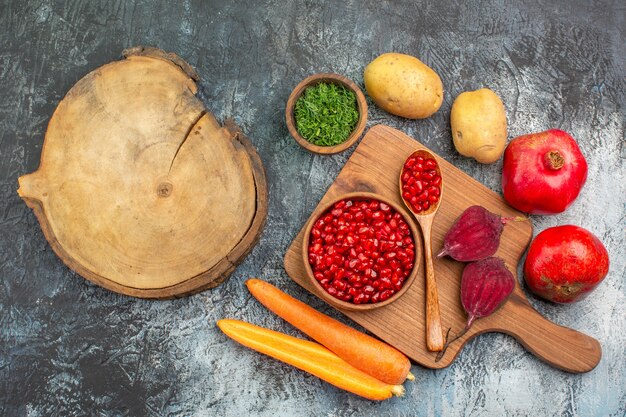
[502, 129, 587, 215]
[524, 225, 609, 303]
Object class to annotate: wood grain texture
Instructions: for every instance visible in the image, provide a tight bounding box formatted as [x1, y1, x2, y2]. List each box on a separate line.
[16, 48, 268, 298]
[284, 125, 601, 372]
[419, 218, 445, 352]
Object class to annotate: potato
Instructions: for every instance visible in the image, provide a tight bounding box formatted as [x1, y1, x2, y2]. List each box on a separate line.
[364, 53, 443, 119]
[450, 88, 507, 164]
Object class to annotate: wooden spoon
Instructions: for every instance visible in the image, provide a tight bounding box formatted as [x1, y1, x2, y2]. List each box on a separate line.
[399, 150, 445, 352]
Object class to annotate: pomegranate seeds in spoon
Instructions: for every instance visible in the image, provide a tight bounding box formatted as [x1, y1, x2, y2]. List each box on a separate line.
[400, 155, 442, 213]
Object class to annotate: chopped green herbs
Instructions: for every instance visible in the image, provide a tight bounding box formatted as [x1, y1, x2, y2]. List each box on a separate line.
[294, 82, 359, 146]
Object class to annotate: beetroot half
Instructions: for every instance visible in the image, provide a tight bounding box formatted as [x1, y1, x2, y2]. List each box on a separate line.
[436, 257, 516, 361]
[461, 257, 515, 330]
[437, 205, 524, 262]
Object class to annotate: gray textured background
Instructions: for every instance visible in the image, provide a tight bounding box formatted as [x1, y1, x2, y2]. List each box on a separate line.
[1, 0, 624, 416]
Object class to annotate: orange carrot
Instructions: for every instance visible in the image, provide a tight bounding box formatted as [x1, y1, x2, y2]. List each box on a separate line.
[217, 319, 405, 401]
[245, 279, 413, 385]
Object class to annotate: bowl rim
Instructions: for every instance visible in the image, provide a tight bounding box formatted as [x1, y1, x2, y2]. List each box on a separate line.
[301, 191, 421, 311]
[285, 73, 368, 155]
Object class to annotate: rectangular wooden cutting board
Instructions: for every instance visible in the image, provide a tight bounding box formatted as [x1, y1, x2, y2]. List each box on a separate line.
[284, 124, 601, 373]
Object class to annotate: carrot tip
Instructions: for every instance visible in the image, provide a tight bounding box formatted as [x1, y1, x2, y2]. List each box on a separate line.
[391, 385, 405, 397]
[406, 372, 415, 381]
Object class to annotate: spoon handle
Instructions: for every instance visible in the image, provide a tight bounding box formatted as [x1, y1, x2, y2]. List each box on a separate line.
[421, 220, 445, 352]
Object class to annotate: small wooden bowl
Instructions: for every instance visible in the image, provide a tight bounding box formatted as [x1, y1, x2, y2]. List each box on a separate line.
[286, 73, 368, 155]
[302, 192, 420, 311]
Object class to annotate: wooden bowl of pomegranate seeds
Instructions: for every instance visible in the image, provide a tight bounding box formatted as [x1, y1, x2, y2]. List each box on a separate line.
[302, 192, 420, 311]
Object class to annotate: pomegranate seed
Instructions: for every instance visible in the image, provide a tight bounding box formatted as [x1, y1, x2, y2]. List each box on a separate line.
[427, 185, 440, 196]
[424, 158, 437, 170]
[380, 290, 393, 301]
[333, 280, 347, 291]
[380, 278, 393, 289]
[335, 267, 345, 280]
[353, 293, 367, 304]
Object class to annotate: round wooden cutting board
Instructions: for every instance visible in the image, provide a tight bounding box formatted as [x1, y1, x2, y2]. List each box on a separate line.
[17, 47, 267, 298]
